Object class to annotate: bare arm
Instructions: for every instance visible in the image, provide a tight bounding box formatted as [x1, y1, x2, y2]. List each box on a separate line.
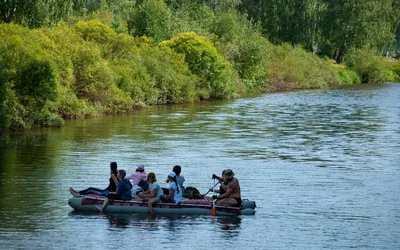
[111, 173, 118, 186]
[212, 174, 224, 183]
[169, 188, 174, 199]
[218, 181, 236, 199]
[125, 173, 134, 180]
[150, 188, 157, 198]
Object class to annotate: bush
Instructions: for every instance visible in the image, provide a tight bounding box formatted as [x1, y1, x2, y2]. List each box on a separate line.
[160, 32, 237, 100]
[328, 62, 361, 85]
[0, 24, 62, 130]
[138, 45, 198, 104]
[337, 68, 361, 85]
[210, 10, 271, 93]
[0, 82, 23, 132]
[266, 44, 340, 91]
[346, 48, 398, 83]
[57, 90, 99, 119]
[382, 58, 400, 82]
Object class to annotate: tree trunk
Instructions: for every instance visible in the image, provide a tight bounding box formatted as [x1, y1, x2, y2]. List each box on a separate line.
[1, 1, 17, 23]
[336, 46, 345, 64]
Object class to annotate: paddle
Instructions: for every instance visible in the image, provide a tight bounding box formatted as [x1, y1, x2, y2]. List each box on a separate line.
[202, 181, 219, 197]
[211, 178, 217, 216]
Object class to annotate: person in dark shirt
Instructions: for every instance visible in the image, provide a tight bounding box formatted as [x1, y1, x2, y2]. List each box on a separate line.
[69, 162, 119, 196]
[97, 169, 132, 212]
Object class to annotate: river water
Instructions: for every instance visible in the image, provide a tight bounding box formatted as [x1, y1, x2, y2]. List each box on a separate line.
[0, 83, 399, 249]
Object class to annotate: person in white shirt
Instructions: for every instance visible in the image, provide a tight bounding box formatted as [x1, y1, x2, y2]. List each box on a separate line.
[160, 172, 182, 204]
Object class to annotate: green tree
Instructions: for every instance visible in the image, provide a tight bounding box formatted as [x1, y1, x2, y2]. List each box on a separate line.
[323, 0, 395, 63]
[128, 0, 173, 42]
[0, 0, 73, 27]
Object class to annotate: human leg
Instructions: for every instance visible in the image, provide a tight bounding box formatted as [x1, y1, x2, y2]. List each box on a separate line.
[138, 192, 152, 201]
[78, 187, 106, 195]
[69, 187, 80, 197]
[96, 197, 109, 212]
[216, 198, 239, 206]
[148, 197, 159, 215]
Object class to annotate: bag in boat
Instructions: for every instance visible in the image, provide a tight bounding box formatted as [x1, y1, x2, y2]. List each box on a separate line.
[137, 180, 149, 192]
[183, 187, 202, 199]
[131, 180, 149, 198]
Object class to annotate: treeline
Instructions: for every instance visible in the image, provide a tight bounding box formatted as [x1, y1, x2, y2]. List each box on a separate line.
[0, 0, 399, 132]
[239, 0, 400, 63]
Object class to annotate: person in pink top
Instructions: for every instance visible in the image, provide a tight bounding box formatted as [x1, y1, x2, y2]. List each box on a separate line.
[126, 165, 147, 186]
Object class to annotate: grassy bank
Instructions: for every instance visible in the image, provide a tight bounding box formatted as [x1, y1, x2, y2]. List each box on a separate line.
[1, 3, 399, 133]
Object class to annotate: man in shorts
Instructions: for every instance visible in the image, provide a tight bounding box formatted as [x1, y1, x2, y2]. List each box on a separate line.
[212, 169, 241, 207]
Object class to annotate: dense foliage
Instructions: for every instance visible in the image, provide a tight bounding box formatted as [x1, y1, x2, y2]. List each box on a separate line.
[1, 0, 399, 132]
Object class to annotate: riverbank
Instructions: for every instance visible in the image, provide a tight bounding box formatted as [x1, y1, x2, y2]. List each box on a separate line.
[1, 13, 399, 133]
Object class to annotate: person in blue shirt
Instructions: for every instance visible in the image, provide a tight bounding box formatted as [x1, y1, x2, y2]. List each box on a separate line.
[138, 172, 163, 215]
[97, 169, 132, 212]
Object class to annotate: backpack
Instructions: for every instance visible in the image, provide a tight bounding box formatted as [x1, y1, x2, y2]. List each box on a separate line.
[137, 180, 149, 192]
[183, 187, 202, 199]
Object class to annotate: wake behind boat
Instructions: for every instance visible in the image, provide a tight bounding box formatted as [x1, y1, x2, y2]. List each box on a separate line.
[68, 194, 256, 216]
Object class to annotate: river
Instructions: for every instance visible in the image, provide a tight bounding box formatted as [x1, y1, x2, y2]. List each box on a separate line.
[0, 83, 399, 249]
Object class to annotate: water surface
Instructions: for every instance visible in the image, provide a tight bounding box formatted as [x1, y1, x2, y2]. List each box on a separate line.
[1, 83, 399, 249]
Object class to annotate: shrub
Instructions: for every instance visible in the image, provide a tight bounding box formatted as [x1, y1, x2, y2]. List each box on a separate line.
[70, 43, 132, 112]
[138, 46, 198, 104]
[382, 58, 400, 82]
[209, 10, 271, 93]
[266, 44, 340, 91]
[160, 32, 237, 100]
[336, 68, 361, 85]
[0, 24, 62, 130]
[346, 48, 398, 83]
[57, 90, 99, 119]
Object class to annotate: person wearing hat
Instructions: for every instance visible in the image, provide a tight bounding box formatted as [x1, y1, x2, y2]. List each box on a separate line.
[211, 169, 241, 207]
[126, 164, 147, 186]
[159, 172, 182, 206]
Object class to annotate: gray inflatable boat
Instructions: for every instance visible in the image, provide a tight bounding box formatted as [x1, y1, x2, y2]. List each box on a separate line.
[68, 194, 256, 216]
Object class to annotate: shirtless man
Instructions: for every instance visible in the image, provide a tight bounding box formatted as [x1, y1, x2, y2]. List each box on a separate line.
[212, 169, 241, 207]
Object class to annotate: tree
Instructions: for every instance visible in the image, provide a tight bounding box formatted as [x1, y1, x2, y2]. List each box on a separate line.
[0, 0, 73, 27]
[323, 0, 395, 63]
[128, 0, 172, 42]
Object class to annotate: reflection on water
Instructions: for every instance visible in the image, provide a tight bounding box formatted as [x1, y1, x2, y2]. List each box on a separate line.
[69, 211, 242, 233]
[1, 83, 400, 249]
[217, 216, 241, 232]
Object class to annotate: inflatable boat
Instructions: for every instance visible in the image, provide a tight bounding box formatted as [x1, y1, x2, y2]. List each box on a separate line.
[68, 194, 256, 216]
